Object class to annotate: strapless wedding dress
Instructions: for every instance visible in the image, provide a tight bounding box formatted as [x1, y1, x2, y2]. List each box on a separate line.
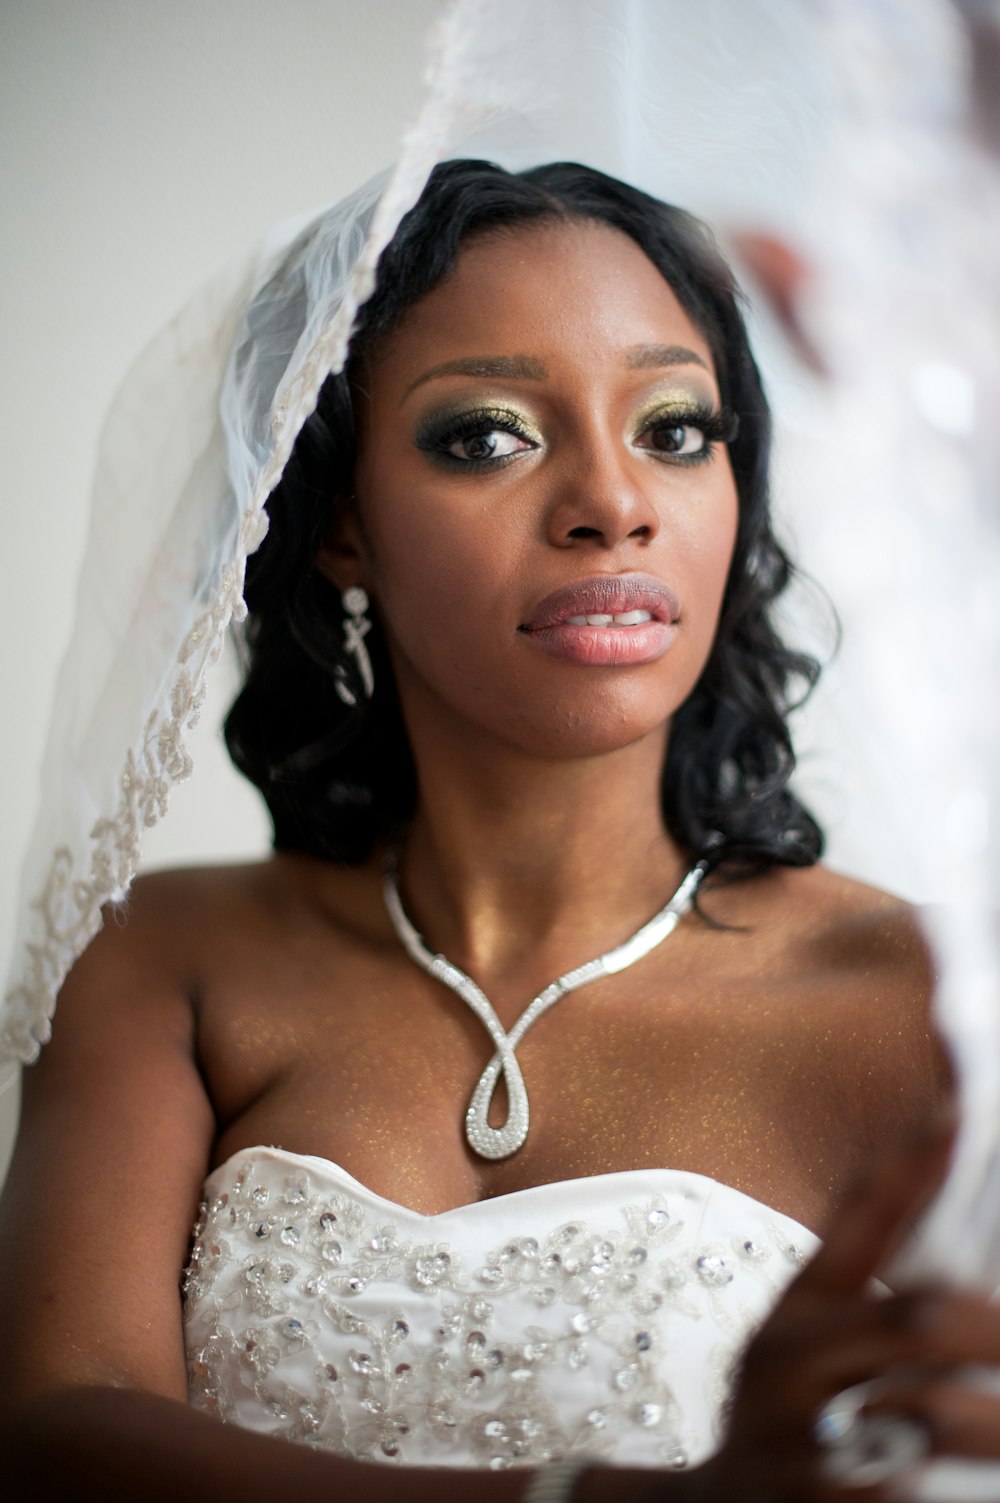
[183, 1147, 816, 1471]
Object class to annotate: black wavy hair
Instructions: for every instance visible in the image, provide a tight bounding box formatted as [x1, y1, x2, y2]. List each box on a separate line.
[225, 159, 824, 875]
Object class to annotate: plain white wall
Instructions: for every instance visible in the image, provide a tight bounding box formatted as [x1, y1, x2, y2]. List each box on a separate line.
[0, 0, 445, 1181]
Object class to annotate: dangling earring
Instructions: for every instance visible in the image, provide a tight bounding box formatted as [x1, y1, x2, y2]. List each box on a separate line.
[334, 586, 374, 706]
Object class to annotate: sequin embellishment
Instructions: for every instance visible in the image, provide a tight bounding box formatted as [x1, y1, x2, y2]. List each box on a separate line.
[183, 1154, 818, 1470]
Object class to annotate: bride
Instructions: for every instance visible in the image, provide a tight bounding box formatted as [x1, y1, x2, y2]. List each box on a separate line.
[2, 150, 999, 1501]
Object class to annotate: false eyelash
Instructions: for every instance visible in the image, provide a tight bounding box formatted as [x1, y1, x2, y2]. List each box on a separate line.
[629, 398, 740, 469]
[639, 399, 739, 450]
[414, 405, 534, 468]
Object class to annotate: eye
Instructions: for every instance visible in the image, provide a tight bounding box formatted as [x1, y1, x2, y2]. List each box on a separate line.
[642, 422, 708, 458]
[446, 428, 533, 462]
[415, 405, 540, 469]
[632, 401, 737, 466]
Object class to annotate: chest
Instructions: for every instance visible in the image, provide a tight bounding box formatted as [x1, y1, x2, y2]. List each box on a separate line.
[198, 935, 867, 1233]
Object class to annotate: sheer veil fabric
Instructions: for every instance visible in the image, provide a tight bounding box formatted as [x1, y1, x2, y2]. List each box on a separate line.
[3, 0, 1000, 1444]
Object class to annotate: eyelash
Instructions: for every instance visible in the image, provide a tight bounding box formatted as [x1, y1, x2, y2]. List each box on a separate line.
[636, 400, 740, 465]
[415, 406, 533, 470]
[414, 400, 739, 470]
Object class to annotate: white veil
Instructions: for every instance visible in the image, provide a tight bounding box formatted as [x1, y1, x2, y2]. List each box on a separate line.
[4, 9, 1000, 1480]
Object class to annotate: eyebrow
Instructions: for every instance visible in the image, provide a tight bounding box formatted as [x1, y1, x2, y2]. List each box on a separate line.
[404, 355, 547, 398]
[625, 343, 710, 373]
[403, 343, 710, 399]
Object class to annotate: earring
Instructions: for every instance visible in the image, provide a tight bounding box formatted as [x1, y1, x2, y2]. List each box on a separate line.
[334, 586, 374, 706]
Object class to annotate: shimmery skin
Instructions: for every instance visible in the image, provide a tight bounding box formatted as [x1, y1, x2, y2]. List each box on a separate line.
[202, 863, 944, 1231]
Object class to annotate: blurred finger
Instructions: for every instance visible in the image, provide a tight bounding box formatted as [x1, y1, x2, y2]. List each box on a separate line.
[746, 1289, 1000, 1424]
[729, 231, 828, 376]
[810, 1291, 1000, 1393]
[797, 1116, 956, 1298]
[869, 1379, 1000, 1461]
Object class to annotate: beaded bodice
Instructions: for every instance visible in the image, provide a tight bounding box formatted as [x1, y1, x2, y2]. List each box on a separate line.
[183, 1148, 817, 1471]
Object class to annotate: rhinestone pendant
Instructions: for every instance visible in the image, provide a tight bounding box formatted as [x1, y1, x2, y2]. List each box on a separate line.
[383, 856, 707, 1160]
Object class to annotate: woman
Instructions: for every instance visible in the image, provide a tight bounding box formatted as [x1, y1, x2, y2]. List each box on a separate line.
[2, 157, 998, 1501]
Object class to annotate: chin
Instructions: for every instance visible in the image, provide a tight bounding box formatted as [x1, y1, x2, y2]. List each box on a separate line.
[492, 688, 684, 762]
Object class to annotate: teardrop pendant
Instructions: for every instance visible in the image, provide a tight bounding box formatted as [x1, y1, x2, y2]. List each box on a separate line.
[382, 857, 708, 1160]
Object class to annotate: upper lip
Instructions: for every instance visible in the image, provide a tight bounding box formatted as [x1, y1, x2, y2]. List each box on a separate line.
[521, 573, 681, 630]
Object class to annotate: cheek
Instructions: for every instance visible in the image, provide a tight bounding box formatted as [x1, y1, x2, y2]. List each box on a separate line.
[359, 476, 518, 664]
[675, 477, 740, 627]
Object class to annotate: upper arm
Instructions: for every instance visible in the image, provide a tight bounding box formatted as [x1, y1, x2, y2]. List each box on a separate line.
[0, 883, 216, 1406]
[840, 898, 953, 1150]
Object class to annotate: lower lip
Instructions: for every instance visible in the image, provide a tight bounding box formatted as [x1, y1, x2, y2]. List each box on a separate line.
[522, 621, 678, 667]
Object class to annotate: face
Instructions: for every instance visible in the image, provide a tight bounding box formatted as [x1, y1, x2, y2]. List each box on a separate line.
[334, 219, 739, 760]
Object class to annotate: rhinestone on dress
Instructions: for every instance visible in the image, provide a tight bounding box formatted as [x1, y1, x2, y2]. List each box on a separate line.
[696, 1254, 734, 1287]
[184, 1141, 817, 1470]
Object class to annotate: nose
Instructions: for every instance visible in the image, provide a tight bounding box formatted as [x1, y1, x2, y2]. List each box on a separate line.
[543, 442, 660, 550]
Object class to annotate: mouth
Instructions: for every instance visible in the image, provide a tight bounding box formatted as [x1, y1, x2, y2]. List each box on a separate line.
[518, 573, 680, 668]
[520, 573, 680, 632]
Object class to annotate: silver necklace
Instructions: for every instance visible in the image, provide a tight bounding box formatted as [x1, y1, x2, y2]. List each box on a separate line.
[382, 855, 708, 1161]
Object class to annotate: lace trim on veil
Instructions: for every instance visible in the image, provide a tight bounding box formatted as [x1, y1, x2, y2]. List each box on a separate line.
[0, 0, 489, 1068]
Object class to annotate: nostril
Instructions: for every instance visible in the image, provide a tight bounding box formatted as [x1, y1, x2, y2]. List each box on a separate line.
[629, 524, 652, 539]
[567, 525, 602, 539]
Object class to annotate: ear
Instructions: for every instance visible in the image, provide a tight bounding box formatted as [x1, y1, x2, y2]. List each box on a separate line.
[314, 497, 370, 594]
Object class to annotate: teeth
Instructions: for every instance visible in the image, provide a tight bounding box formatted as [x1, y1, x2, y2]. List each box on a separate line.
[564, 610, 654, 627]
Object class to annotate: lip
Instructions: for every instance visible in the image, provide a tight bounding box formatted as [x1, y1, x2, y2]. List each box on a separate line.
[522, 573, 680, 630]
[519, 572, 680, 668]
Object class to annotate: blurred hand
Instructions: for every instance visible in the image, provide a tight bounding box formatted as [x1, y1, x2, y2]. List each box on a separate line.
[695, 1117, 1000, 1501]
[730, 233, 825, 378]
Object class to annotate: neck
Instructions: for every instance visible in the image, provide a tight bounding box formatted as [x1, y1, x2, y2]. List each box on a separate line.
[393, 709, 687, 989]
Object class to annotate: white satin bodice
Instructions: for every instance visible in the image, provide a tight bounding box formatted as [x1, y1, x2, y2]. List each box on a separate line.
[183, 1148, 817, 1471]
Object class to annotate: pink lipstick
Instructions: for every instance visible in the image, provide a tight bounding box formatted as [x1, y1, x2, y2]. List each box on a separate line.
[519, 573, 680, 668]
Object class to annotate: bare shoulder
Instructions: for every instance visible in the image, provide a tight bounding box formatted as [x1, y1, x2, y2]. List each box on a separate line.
[704, 861, 951, 1145]
[1, 852, 388, 1405]
[103, 848, 385, 972]
[710, 859, 933, 975]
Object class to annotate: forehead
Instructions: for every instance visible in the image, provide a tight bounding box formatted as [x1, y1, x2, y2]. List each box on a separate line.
[369, 218, 718, 388]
